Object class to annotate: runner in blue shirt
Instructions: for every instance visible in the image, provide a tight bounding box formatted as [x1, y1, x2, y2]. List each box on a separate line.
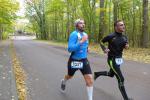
[60, 18, 93, 100]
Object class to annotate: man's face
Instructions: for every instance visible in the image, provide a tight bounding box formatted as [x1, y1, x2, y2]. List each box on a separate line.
[115, 21, 125, 33]
[76, 20, 85, 32]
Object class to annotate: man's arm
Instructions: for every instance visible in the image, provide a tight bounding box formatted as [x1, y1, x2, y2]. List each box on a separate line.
[68, 33, 80, 52]
[100, 41, 106, 52]
[123, 36, 129, 49]
[100, 41, 110, 54]
[68, 33, 88, 52]
[100, 35, 111, 54]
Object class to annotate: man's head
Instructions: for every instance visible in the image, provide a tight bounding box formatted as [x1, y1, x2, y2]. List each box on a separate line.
[74, 18, 85, 32]
[114, 20, 125, 33]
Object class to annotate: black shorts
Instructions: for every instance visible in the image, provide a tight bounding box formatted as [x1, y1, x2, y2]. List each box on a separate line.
[67, 58, 92, 76]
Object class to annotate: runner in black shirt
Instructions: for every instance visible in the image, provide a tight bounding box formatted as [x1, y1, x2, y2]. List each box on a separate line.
[94, 20, 133, 100]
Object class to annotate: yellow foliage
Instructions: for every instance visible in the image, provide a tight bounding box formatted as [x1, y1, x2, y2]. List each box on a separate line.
[123, 48, 150, 63]
[10, 41, 27, 100]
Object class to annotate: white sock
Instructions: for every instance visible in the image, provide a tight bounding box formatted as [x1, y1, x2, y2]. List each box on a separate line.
[87, 86, 93, 100]
[62, 78, 68, 85]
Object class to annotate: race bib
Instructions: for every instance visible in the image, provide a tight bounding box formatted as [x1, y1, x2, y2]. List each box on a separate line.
[115, 58, 123, 65]
[71, 61, 83, 69]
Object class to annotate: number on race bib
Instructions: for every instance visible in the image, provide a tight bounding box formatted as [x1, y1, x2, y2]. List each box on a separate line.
[115, 58, 123, 65]
[71, 61, 83, 69]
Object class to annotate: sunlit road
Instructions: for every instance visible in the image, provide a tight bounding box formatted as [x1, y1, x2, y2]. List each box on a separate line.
[13, 39, 150, 100]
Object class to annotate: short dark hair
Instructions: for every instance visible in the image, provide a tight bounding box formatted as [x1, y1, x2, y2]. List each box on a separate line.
[114, 20, 123, 27]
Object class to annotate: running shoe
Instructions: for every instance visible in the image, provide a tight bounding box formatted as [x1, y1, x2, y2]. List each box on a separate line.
[60, 79, 66, 92]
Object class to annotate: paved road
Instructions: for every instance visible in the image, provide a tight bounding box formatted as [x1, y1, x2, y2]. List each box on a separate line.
[13, 40, 150, 100]
[0, 41, 18, 100]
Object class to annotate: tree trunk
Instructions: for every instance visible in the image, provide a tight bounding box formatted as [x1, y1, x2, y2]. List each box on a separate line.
[98, 0, 105, 42]
[132, 0, 136, 47]
[108, 0, 112, 33]
[66, 0, 70, 41]
[142, 0, 149, 47]
[113, 0, 118, 23]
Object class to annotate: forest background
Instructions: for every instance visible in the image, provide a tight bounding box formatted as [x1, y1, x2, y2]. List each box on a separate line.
[0, 0, 150, 63]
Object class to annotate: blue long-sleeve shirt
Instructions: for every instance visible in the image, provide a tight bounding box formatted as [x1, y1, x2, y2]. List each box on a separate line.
[68, 30, 89, 60]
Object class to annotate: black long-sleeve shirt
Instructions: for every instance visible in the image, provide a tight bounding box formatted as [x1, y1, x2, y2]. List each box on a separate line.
[100, 32, 128, 58]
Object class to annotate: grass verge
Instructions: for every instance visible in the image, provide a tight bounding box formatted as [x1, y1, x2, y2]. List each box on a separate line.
[37, 40, 150, 64]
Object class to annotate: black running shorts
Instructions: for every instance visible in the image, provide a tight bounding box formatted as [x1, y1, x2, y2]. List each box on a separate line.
[67, 58, 92, 76]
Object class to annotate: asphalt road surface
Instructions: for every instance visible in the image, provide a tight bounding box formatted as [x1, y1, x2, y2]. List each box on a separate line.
[13, 40, 150, 100]
[0, 41, 18, 100]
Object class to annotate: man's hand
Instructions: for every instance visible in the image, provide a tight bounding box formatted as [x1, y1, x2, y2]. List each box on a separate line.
[80, 35, 88, 44]
[104, 48, 110, 54]
[87, 47, 90, 52]
[125, 43, 129, 49]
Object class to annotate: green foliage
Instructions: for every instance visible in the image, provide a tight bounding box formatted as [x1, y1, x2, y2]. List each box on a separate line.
[0, 0, 19, 39]
[24, 0, 149, 47]
[2, 31, 8, 39]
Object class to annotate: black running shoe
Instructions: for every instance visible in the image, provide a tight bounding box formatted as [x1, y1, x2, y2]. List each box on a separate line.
[128, 98, 133, 100]
[60, 79, 66, 92]
[125, 98, 134, 100]
[94, 72, 98, 80]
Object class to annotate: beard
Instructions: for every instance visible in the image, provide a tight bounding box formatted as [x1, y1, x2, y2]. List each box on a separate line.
[78, 27, 84, 32]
